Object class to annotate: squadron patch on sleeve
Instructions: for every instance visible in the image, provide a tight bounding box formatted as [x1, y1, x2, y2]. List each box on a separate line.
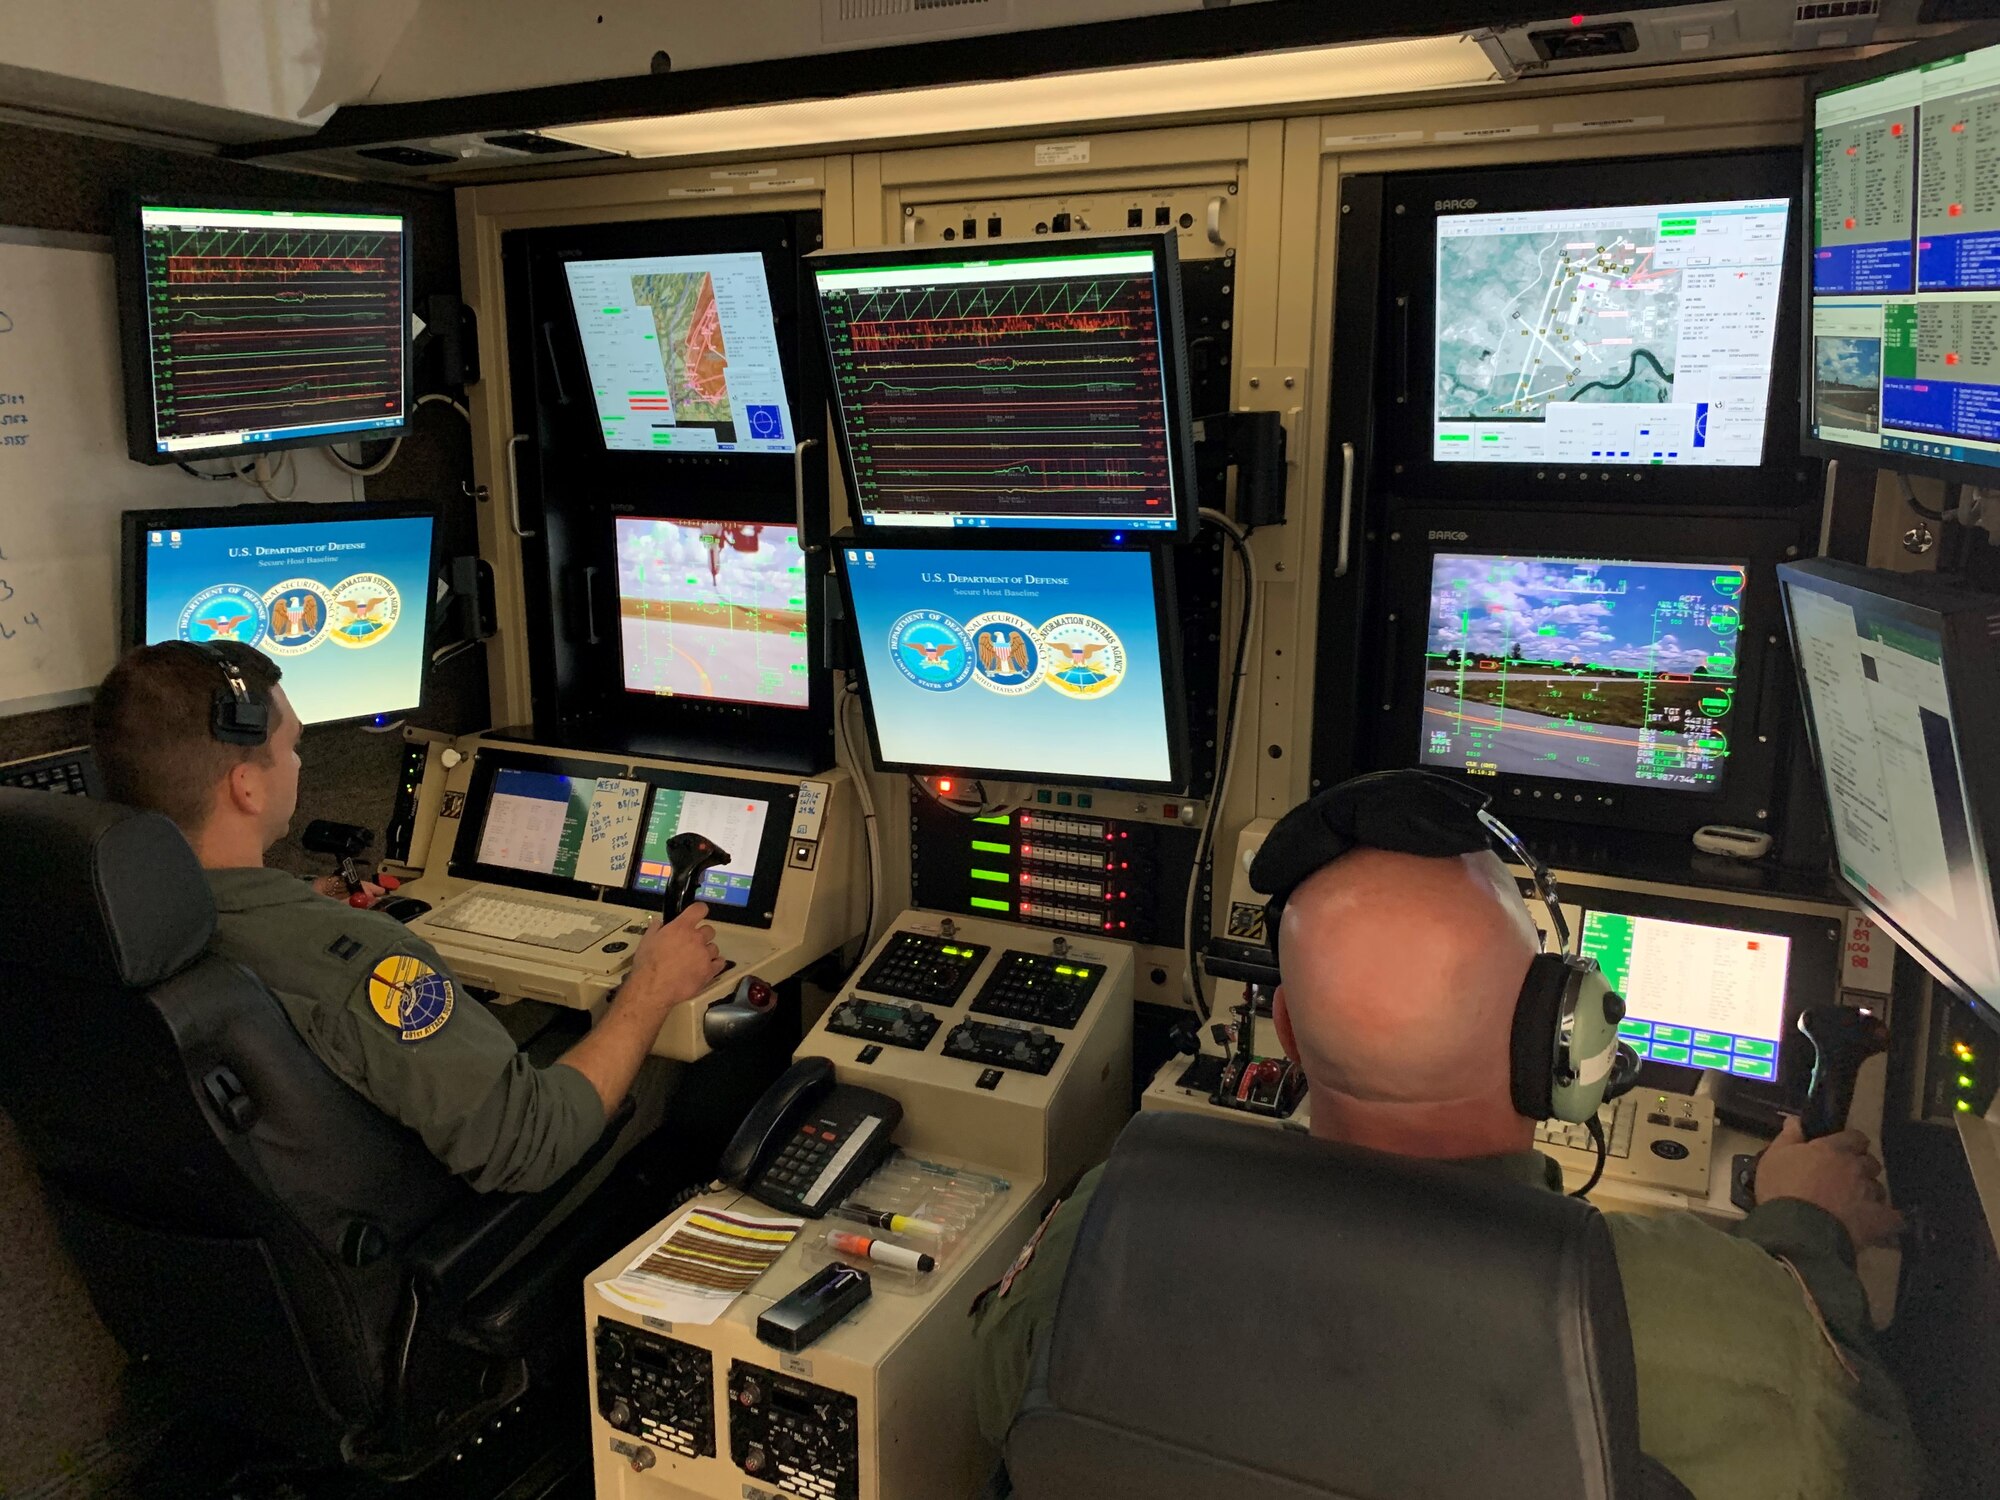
[367, 954, 455, 1043]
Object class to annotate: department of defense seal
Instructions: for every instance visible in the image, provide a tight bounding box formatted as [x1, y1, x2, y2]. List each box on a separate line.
[1039, 613, 1126, 699]
[328, 573, 401, 648]
[888, 609, 974, 692]
[966, 611, 1045, 696]
[177, 583, 268, 647]
[260, 578, 334, 656]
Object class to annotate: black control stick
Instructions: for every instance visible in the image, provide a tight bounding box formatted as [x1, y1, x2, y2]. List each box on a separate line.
[664, 832, 730, 919]
[1798, 1004, 1890, 1141]
[705, 975, 778, 1048]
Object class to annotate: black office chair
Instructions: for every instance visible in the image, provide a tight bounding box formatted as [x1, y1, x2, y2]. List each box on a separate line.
[0, 789, 639, 1478]
[1004, 1111, 1694, 1500]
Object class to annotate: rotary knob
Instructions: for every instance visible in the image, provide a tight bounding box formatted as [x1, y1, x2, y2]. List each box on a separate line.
[604, 1396, 633, 1429]
[600, 1329, 629, 1365]
[737, 1378, 763, 1407]
[744, 1444, 768, 1475]
[628, 1446, 656, 1474]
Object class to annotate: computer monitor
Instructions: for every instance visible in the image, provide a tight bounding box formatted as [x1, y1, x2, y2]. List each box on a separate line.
[120, 501, 438, 727]
[563, 251, 796, 455]
[1580, 910, 1790, 1081]
[472, 765, 650, 887]
[810, 233, 1198, 535]
[614, 517, 810, 709]
[1805, 28, 2000, 480]
[1779, 558, 2000, 1023]
[630, 783, 775, 909]
[115, 200, 410, 464]
[1433, 197, 1791, 469]
[834, 539, 1186, 791]
[1419, 552, 1748, 794]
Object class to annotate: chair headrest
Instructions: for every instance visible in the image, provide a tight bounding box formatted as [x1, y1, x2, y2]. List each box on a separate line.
[1034, 1111, 1639, 1498]
[0, 789, 215, 988]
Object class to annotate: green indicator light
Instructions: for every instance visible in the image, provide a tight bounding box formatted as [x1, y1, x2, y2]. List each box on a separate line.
[1438, 433, 1472, 442]
[942, 944, 974, 957]
[1961, 1075, 1976, 1090]
[972, 814, 1010, 826]
[1959, 1099, 1974, 1112]
[1481, 433, 1501, 441]
[603, 307, 623, 314]
[970, 896, 1011, 912]
[971, 840, 1012, 855]
[1055, 964, 1076, 976]
[970, 868, 1010, 884]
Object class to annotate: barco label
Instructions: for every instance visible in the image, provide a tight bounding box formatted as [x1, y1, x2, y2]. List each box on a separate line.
[1428, 530, 1471, 541]
[1433, 198, 1480, 211]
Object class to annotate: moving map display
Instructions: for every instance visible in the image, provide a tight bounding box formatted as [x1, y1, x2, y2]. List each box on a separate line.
[815, 245, 1186, 531]
[1421, 553, 1747, 792]
[565, 252, 795, 454]
[1810, 41, 2000, 473]
[1433, 199, 1789, 467]
[132, 205, 408, 458]
[839, 544, 1179, 787]
[133, 507, 434, 725]
[614, 518, 810, 708]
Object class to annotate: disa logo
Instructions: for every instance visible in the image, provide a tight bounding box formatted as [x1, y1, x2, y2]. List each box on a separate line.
[1428, 530, 1471, 541]
[1434, 199, 1479, 211]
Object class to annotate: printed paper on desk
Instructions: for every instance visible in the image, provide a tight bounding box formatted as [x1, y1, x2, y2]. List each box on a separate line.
[597, 1206, 802, 1326]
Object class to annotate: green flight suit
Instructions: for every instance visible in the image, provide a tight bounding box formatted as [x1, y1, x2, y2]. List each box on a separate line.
[205, 867, 606, 1194]
[973, 1150, 1923, 1500]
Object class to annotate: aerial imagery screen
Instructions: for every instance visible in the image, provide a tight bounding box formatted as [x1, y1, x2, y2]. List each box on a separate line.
[564, 252, 795, 454]
[615, 518, 811, 708]
[1433, 198, 1790, 467]
[1420, 553, 1747, 793]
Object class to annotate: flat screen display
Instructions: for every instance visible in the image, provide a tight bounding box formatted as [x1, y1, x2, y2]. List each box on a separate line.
[564, 252, 795, 454]
[1810, 42, 2000, 471]
[814, 242, 1189, 532]
[475, 769, 649, 887]
[1784, 575, 2000, 1011]
[838, 543, 1180, 788]
[1420, 553, 1747, 793]
[132, 506, 434, 726]
[615, 518, 810, 708]
[133, 204, 408, 457]
[630, 786, 774, 909]
[1433, 198, 1789, 467]
[1580, 910, 1790, 1080]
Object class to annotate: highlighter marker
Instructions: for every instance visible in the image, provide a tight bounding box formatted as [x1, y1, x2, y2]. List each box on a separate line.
[832, 1204, 946, 1239]
[828, 1230, 936, 1274]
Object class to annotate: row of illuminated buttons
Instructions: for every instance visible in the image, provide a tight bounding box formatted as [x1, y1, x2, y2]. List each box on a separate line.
[1020, 873, 1104, 899]
[1621, 1022, 1777, 1079]
[1019, 844, 1108, 870]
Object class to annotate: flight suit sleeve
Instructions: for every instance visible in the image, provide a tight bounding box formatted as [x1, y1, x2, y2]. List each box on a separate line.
[970, 1166, 1104, 1447]
[321, 930, 608, 1194]
[1732, 1198, 1872, 1352]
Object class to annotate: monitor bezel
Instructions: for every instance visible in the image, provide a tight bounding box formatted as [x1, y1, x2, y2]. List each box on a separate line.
[609, 513, 816, 713]
[1372, 509, 1797, 835]
[1799, 22, 2000, 487]
[1377, 149, 1814, 510]
[118, 498, 442, 729]
[447, 748, 650, 900]
[608, 765, 802, 925]
[832, 533, 1191, 793]
[1777, 557, 2000, 1028]
[114, 193, 413, 467]
[1567, 883, 1836, 1111]
[807, 232, 1200, 542]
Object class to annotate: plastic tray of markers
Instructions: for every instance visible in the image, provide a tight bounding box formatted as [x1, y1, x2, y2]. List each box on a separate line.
[799, 1151, 1011, 1295]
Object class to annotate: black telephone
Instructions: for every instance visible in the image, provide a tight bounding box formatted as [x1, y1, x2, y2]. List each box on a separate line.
[719, 1057, 903, 1218]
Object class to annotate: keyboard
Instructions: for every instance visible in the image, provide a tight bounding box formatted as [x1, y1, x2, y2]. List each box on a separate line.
[423, 891, 629, 953]
[0, 747, 102, 797]
[1536, 1091, 1715, 1197]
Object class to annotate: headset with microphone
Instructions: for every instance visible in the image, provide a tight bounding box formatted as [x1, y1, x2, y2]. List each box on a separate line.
[176, 641, 271, 747]
[1248, 768, 1643, 1127]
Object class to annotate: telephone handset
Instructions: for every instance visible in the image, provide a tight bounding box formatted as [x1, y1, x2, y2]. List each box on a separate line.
[719, 1057, 903, 1218]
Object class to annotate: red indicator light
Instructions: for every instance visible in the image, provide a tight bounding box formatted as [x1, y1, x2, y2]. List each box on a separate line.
[1954, 121, 1968, 134]
[1891, 122, 1905, 137]
[1951, 203, 1965, 217]
[1570, 12, 1585, 23]
[1947, 352, 1962, 366]
[1843, 216, 1857, 230]
[937, 778, 954, 793]
[1846, 145, 1858, 157]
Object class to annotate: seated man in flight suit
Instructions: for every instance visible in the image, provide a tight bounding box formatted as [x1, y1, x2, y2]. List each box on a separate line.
[974, 777, 1923, 1500]
[90, 641, 725, 1194]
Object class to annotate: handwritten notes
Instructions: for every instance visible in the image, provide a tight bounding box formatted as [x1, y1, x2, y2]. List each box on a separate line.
[574, 777, 647, 887]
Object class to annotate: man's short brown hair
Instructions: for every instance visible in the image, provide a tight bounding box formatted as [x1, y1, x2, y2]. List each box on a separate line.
[91, 642, 284, 834]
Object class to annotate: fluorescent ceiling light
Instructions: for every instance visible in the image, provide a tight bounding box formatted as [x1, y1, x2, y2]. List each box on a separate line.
[544, 33, 1495, 159]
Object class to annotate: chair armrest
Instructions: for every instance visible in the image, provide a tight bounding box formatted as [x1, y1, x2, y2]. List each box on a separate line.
[407, 1097, 635, 1305]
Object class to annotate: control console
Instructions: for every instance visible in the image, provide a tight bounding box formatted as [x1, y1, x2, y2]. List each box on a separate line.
[969, 948, 1105, 1028]
[729, 1360, 860, 1500]
[854, 932, 989, 1006]
[826, 997, 941, 1050]
[943, 1018, 1062, 1076]
[594, 1319, 716, 1459]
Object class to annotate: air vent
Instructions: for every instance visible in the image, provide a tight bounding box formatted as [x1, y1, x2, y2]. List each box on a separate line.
[1793, 0, 1879, 47]
[824, 0, 1006, 44]
[483, 132, 578, 155]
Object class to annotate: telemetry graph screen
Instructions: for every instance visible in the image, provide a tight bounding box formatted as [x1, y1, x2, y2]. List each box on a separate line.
[137, 205, 407, 455]
[1432, 198, 1789, 468]
[816, 248, 1183, 532]
[1420, 553, 1748, 793]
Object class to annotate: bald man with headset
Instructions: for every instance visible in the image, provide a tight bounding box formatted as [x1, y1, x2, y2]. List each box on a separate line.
[973, 771, 1921, 1500]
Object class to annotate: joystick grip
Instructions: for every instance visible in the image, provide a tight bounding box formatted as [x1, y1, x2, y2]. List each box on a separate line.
[664, 832, 730, 919]
[1798, 1005, 1889, 1141]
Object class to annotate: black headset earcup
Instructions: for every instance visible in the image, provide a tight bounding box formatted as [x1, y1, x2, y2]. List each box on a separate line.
[1509, 954, 1569, 1121]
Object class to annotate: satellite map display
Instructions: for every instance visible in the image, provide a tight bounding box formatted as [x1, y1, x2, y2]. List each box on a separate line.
[1432, 199, 1790, 468]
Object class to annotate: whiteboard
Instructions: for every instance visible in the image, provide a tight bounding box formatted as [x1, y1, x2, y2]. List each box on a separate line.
[0, 229, 354, 714]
